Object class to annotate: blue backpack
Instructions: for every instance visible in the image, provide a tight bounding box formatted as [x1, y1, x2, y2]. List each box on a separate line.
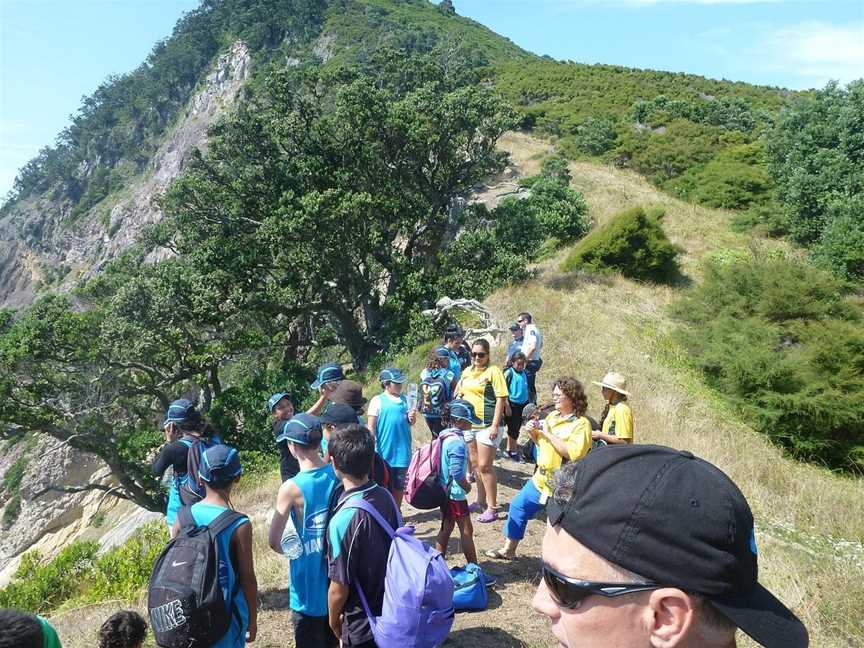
[450, 563, 488, 611]
[343, 495, 454, 647]
[420, 374, 450, 418]
[178, 435, 221, 505]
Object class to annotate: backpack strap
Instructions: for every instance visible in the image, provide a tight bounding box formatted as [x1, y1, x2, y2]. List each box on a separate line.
[342, 490, 402, 538]
[206, 509, 246, 537]
[176, 505, 197, 534]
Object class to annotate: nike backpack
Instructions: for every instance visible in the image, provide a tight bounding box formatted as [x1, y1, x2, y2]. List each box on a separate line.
[148, 506, 245, 648]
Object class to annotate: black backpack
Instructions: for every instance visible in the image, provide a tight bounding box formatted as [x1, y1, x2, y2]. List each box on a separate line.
[148, 506, 245, 648]
[179, 435, 221, 506]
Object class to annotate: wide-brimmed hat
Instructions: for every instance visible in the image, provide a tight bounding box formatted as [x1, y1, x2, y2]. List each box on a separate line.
[330, 380, 367, 410]
[592, 371, 630, 396]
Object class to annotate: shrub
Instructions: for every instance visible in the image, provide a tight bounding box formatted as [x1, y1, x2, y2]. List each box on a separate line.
[729, 202, 788, 237]
[86, 521, 168, 602]
[811, 198, 864, 281]
[562, 206, 682, 283]
[2, 494, 21, 528]
[672, 254, 864, 471]
[0, 542, 98, 612]
[570, 117, 617, 155]
[527, 177, 590, 241]
[672, 142, 773, 209]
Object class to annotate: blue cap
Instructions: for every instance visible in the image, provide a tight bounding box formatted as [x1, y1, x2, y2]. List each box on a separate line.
[267, 392, 291, 413]
[434, 346, 451, 358]
[311, 362, 345, 390]
[448, 399, 482, 425]
[162, 398, 197, 427]
[199, 444, 243, 483]
[379, 367, 407, 384]
[276, 413, 323, 445]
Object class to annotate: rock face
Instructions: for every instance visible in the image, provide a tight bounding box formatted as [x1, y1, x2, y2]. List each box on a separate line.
[0, 41, 252, 308]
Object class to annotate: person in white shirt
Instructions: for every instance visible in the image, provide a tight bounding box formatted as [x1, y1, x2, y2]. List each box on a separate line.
[517, 312, 543, 404]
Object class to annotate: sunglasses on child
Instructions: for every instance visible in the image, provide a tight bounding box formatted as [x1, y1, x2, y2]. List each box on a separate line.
[541, 563, 661, 609]
[471, 352, 487, 358]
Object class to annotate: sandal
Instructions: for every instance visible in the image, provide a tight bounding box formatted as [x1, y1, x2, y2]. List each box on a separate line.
[478, 508, 500, 523]
[484, 548, 514, 560]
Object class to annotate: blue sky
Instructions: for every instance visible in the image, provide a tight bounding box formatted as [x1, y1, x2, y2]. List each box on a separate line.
[1, 0, 862, 197]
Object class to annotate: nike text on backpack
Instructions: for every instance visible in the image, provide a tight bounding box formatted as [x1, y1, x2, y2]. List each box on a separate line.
[404, 431, 459, 510]
[420, 374, 450, 418]
[148, 507, 245, 648]
[342, 495, 454, 647]
[180, 435, 220, 505]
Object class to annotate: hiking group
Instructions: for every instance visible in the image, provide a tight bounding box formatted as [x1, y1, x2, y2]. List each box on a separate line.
[1, 315, 809, 648]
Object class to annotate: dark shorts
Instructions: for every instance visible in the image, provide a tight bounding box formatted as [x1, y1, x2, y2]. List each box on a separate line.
[389, 466, 408, 491]
[441, 498, 470, 521]
[505, 402, 527, 440]
[292, 611, 338, 648]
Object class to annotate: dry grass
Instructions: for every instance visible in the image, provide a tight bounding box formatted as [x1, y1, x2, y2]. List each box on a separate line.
[48, 133, 864, 647]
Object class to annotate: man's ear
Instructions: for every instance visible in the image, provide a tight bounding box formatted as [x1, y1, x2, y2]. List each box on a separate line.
[646, 588, 698, 648]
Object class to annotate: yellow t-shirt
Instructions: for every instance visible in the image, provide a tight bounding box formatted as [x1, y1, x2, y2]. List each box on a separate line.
[602, 401, 634, 441]
[456, 365, 509, 429]
[532, 412, 592, 498]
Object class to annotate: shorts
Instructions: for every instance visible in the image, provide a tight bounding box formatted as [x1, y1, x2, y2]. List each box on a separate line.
[471, 425, 505, 448]
[441, 498, 470, 521]
[292, 611, 338, 648]
[389, 466, 408, 491]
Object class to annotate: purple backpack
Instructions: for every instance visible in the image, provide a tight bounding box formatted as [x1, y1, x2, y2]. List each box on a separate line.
[404, 431, 459, 510]
[343, 496, 454, 647]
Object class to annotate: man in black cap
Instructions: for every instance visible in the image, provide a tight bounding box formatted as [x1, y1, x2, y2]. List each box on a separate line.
[534, 444, 808, 648]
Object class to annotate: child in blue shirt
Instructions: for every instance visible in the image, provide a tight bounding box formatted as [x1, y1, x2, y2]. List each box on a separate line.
[504, 352, 530, 460]
[367, 367, 416, 507]
[434, 399, 479, 565]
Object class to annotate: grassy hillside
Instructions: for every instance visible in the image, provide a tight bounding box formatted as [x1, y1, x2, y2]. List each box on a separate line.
[42, 134, 864, 648]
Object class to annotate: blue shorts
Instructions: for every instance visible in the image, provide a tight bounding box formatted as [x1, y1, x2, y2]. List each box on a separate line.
[389, 466, 408, 491]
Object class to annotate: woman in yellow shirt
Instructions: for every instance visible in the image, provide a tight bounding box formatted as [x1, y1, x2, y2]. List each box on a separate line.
[455, 338, 509, 523]
[592, 371, 634, 444]
[485, 377, 592, 560]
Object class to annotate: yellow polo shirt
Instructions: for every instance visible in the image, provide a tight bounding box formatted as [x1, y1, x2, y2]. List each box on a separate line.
[602, 401, 634, 441]
[532, 412, 592, 498]
[456, 365, 509, 429]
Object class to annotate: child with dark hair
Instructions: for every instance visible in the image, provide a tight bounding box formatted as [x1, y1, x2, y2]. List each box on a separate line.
[367, 367, 416, 507]
[326, 425, 400, 648]
[98, 610, 147, 648]
[503, 351, 530, 459]
[0, 609, 62, 648]
[171, 445, 258, 647]
[420, 348, 457, 439]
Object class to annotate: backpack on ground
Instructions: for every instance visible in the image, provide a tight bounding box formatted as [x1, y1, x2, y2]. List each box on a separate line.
[404, 431, 459, 510]
[180, 435, 220, 505]
[148, 506, 245, 648]
[343, 494, 454, 647]
[420, 374, 450, 418]
[451, 563, 488, 611]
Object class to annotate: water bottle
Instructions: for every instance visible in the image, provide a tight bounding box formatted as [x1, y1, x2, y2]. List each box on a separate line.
[406, 382, 418, 411]
[280, 515, 303, 560]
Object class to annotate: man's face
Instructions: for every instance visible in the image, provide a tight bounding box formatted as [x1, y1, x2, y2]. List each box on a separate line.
[517, 316, 528, 332]
[533, 523, 650, 647]
[273, 398, 295, 421]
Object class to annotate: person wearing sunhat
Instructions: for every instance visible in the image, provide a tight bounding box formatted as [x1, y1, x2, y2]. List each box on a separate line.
[504, 322, 524, 368]
[367, 367, 416, 507]
[172, 444, 258, 646]
[592, 371, 634, 445]
[329, 379, 368, 417]
[434, 399, 478, 565]
[268, 414, 339, 648]
[307, 362, 346, 416]
[268, 392, 301, 482]
[322, 403, 393, 493]
[533, 444, 808, 648]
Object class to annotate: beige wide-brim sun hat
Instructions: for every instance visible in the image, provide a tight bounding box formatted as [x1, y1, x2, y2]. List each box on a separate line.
[592, 371, 630, 396]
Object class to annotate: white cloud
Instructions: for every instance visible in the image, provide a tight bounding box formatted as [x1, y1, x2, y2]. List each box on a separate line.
[760, 21, 864, 88]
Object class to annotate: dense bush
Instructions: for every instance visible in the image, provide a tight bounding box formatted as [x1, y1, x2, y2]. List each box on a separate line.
[810, 197, 864, 282]
[562, 206, 682, 283]
[85, 522, 168, 602]
[0, 542, 98, 612]
[672, 254, 864, 471]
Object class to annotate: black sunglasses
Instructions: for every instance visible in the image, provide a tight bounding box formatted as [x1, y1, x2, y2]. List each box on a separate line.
[471, 352, 487, 358]
[542, 564, 660, 609]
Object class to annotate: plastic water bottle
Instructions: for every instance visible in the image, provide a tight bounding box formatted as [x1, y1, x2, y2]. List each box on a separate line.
[406, 382, 418, 411]
[280, 515, 303, 560]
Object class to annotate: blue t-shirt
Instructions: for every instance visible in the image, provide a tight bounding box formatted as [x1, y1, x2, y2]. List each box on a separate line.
[447, 352, 462, 382]
[439, 428, 468, 501]
[371, 393, 412, 468]
[189, 502, 250, 648]
[288, 463, 338, 616]
[505, 367, 529, 405]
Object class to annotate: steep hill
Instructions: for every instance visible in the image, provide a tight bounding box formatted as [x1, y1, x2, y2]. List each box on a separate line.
[42, 136, 864, 648]
[0, 0, 794, 308]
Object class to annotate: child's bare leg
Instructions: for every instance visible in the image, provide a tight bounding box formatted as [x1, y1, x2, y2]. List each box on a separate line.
[436, 516, 456, 556]
[456, 514, 477, 564]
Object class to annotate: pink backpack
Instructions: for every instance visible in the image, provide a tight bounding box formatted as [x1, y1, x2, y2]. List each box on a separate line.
[404, 431, 459, 510]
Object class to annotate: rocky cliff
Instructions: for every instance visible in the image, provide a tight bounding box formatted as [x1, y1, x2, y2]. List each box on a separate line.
[0, 41, 251, 309]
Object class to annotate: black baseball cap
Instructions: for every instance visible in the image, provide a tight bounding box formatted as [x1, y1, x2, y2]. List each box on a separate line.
[547, 445, 808, 648]
[321, 402, 360, 427]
